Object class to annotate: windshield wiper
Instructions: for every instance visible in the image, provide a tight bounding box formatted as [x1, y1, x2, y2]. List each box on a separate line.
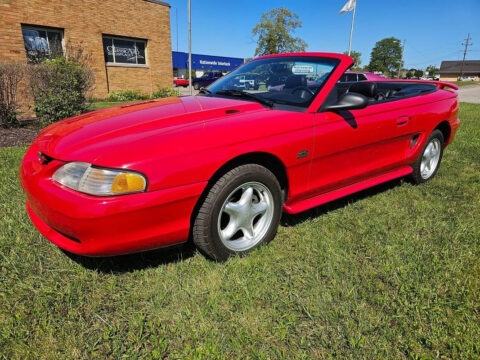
[215, 90, 274, 108]
[198, 88, 212, 95]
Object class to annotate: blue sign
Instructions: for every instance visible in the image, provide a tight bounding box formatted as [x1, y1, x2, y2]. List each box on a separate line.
[172, 51, 244, 71]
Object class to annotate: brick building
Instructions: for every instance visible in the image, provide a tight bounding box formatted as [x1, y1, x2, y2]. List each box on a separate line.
[0, 0, 173, 100]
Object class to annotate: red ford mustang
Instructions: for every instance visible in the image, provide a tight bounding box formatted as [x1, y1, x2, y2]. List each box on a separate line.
[20, 53, 460, 261]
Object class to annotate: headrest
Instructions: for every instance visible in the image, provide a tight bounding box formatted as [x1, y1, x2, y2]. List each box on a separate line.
[285, 75, 307, 89]
[348, 81, 377, 98]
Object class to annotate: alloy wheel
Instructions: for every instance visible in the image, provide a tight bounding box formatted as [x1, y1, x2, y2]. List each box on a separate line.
[217, 181, 274, 252]
[420, 138, 441, 179]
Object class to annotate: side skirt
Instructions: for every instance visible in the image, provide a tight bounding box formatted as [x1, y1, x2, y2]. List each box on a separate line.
[283, 165, 413, 214]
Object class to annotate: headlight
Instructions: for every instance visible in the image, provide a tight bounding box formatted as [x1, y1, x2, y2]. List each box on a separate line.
[53, 162, 147, 196]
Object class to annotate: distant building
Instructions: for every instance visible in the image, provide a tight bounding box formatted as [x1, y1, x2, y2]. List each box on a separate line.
[0, 0, 173, 103]
[172, 51, 244, 78]
[439, 60, 480, 81]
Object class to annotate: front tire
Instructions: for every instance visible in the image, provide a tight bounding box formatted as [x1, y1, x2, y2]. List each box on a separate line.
[193, 164, 282, 261]
[410, 129, 444, 184]
[193, 82, 200, 90]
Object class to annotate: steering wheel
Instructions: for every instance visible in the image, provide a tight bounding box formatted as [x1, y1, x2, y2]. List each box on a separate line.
[290, 86, 315, 97]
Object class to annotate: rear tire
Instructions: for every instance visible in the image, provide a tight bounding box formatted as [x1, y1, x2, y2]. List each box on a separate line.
[193, 82, 200, 90]
[409, 129, 444, 184]
[193, 164, 282, 261]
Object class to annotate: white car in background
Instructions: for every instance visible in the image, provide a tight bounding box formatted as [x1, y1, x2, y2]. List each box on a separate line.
[458, 76, 477, 81]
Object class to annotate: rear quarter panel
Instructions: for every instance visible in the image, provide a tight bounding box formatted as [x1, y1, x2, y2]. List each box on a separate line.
[399, 89, 458, 162]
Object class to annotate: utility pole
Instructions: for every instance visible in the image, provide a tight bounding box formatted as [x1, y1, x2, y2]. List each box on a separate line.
[459, 33, 472, 79]
[397, 39, 405, 79]
[188, 0, 192, 95]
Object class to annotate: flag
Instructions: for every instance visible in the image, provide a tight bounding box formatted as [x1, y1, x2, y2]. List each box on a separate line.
[339, 0, 356, 14]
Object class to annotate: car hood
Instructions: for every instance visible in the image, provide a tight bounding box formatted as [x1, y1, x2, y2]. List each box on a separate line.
[35, 96, 265, 164]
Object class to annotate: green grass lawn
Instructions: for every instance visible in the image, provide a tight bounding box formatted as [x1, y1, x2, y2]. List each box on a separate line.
[1, 104, 479, 359]
[453, 81, 479, 87]
[88, 101, 128, 111]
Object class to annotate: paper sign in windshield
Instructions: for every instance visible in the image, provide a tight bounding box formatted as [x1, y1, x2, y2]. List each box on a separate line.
[292, 65, 314, 75]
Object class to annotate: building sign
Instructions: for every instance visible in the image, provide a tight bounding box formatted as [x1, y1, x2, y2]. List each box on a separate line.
[172, 51, 244, 71]
[106, 45, 144, 63]
[199, 60, 231, 67]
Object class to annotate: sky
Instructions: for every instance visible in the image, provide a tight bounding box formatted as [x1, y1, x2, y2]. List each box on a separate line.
[167, 0, 479, 70]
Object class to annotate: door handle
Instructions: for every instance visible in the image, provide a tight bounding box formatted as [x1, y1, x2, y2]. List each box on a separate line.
[397, 116, 410, 126]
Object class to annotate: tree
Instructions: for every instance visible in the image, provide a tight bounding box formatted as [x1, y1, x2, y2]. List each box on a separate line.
[252, 7, 307, 56]
[414, 69, 424, 78]
[367, 37, 402, 77]
[343, 50, 362, 70]
[426, 65, 439, 76]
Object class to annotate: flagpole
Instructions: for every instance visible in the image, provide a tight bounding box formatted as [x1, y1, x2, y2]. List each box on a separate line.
[347, 0, 356, 56]
[188, 0, 192, 95]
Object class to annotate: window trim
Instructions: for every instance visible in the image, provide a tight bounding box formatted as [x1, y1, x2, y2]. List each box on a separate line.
[102, 35, 148, 68]
[21, 24, 65, 59]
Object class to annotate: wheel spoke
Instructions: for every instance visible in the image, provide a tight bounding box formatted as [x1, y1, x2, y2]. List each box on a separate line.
[224, 202, 241, 216]
[221, 221, 238, 241]
[251, 200, 268, 216]
[241, 224, 254, 240]
[239, 186, 254, 205]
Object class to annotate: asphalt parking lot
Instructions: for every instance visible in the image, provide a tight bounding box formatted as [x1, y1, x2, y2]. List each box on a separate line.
[177, 86, 199, 96]
[457, 85, 480, 104]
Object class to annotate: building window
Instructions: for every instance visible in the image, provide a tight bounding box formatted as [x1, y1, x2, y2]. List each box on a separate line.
[102, 35, 147, 66]
[21, 25, 64, 62]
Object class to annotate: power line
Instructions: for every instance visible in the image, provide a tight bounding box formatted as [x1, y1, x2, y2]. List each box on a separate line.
[459, 33, 472, 79]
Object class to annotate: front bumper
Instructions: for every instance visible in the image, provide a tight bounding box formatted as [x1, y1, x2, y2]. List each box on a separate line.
[20, 144, 206, 256]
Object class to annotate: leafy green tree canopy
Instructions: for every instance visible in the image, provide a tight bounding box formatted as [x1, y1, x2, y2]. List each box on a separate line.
[414, 69, 424, 78]
[426, 65, 439, 76]
[252, 7, 307, 56]
[343, 50, 362, 70]
[367, 37, 402, 77]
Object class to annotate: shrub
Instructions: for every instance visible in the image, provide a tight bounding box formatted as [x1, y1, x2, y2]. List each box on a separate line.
[29, 49, 94, 126]
[152, 87, 180, 99]
[106, 90, 150, 102]
[106, 88, 180, 102]
[0, 63, 26, 128]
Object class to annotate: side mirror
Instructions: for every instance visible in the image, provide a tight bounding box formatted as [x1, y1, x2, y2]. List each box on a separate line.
[323, 92, 368, 112]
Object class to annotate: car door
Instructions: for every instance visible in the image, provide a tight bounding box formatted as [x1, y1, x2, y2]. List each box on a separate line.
[306, 102, 415, 196]
[300, 51, 417, 197]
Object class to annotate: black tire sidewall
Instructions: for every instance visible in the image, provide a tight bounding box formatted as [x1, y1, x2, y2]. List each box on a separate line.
[198, 165, 282, 260]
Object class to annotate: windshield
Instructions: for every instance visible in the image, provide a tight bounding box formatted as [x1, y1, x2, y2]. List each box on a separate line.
[207, 56, 339, 108]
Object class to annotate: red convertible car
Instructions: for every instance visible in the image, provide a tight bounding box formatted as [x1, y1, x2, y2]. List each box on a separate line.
[20, 53, 460, 261]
